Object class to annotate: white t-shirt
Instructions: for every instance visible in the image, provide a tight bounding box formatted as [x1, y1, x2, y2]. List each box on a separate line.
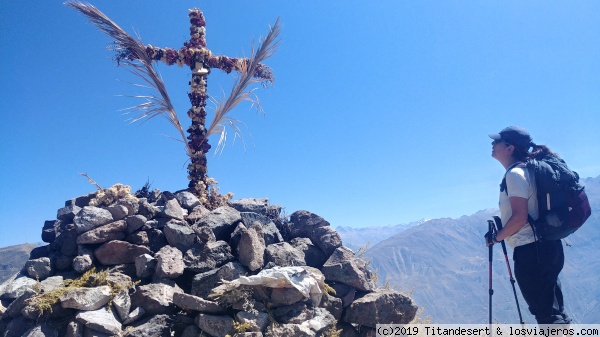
[499, 164, 539, 249]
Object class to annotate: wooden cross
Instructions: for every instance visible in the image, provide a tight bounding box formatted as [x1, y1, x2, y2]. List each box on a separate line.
[127, 9, 275, 199]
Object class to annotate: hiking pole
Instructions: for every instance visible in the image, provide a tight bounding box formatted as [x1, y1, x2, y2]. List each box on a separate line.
[492, 216, 525, 325]
[486, 220, 494, 326]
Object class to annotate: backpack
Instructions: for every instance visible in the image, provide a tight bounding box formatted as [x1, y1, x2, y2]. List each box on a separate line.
[502, 155, 592, 241]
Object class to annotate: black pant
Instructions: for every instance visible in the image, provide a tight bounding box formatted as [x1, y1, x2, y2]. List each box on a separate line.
[513, 240, 571, 324]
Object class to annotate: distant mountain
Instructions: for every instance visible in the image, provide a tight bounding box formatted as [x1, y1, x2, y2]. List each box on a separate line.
[360, 176, 600, 324]
[0, 243, 36, 284]
[336, 219, 429, 251]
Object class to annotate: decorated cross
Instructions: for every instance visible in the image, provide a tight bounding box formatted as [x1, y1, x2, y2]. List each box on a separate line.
[68, 2, 278, 207]
[135, 9, 275, 202]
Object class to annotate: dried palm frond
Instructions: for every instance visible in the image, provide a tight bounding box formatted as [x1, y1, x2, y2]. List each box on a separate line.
[65, 1, 190, 156]
[206, 18, 281, 154]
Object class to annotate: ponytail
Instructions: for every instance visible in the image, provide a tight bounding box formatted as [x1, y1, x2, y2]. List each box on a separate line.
[528, 143, 560, 160]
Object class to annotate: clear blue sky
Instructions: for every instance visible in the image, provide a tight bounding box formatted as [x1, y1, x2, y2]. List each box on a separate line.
[1, 1, 599, 248]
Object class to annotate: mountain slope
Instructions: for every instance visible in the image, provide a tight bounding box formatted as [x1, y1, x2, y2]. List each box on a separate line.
[0, 243, 36, 283]
[363, 176, 600, 323]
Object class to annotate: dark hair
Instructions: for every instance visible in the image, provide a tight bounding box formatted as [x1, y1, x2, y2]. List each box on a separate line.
[528, 143, 560, 160]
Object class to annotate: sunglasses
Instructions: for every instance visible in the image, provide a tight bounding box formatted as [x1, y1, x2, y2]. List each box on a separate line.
[492, 139, 512, 147]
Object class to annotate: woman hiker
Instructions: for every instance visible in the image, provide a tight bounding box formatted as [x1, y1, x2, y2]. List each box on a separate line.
[486, 126, 571, 324]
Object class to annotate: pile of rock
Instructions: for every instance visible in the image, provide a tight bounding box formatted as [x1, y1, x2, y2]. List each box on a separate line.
[0, 188, 417, 337]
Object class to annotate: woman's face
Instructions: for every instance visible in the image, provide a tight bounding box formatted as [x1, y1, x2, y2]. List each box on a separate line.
[491, 139, 513, 161]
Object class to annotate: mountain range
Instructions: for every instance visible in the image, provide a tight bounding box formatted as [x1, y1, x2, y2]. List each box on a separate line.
[357, 176, 600, 323]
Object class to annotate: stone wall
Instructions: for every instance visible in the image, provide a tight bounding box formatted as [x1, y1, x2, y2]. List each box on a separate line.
[0, 188, 417, 337]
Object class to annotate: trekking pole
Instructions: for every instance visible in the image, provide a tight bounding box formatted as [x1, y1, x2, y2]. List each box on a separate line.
[487, 220, 494, 326]
[492, 216, 525, 325]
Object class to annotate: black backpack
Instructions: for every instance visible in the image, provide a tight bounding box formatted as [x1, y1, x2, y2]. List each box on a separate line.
[502, 155, 592, 241]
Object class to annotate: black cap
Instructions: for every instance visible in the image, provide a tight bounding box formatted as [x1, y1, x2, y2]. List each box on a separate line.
[489, 126, 533, 150]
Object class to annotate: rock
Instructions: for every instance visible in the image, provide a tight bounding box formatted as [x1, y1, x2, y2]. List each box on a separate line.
[73, 207, 114, 234]
[1, 275, 37, 299]
[237, 224, 265, 271]
[112, 290, 131, 321]
[22, 324, 59, 337]
[105, 204, 129, 221]
[52, 227, 79, 256]
[163, 222, 196, 251]
[331, 283, 356, 308]
[135, 254, 157, 279]
[172, 292, 226, 314]
[24, 257, 52, 280]
[310, 226, 342, 256]
[230, 198, 282, 219]
[137, 199, 160, 220]
[162, 198, 185, 220]
[123, 314, 172, 337]
[320, 293, 343, 321]
[122, 307, 145, 325]
[57, 204, 81, 222]
[154, 246, 184, 279]
[126, 215, 147, 234]
[145, 229, 169, 253]
[343, 289, 418, 327]
[76, 308, 122, 335]
[287, 210, 330, 239]
[131, 281, 181, 315]
[195, 313, 235, 337]
[65, 320, 83, 337]
[264, 242, 306, 268]
[236, 310, 270, 332]
[272, 302, 314, 324]
[193, 206, 241, 241]
[116, 198, 139, 217]
[41, 221, 57, 243]
[175, 191, 201, 210]
[76, 220, 127, 245]
[270, 287, 306, 307]
[183, 241, 234, 273]
[321, 247, 374, 291]
[60, 286, 112, 311]
[94, 240, 151, 265]
[186, 204, 210, 223]
[3, 315, 36, 337]
[4, 289, 36, 318]
[191, 262, 246, 299]
[73, 255, 93, 273]
[290, 238, 328, 269]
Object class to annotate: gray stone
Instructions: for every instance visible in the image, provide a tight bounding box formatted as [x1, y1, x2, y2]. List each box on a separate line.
[237, 224, 265, 271]
[236, 311, 270, 332]
[154, 246, 184, 279]
[135, 254, 156, 279]
[66, 320, 83, 337]
[122, 307, 145, 325]
[290, 238, 328, 269]
[137, 199, 160, 219]
[264, 242, 306, 268]
[195, 313, 235, 337]
[112, 290, 131, 321]
[320, 293, 343, 320]
[24, 257, 52, 280]
[73, 255, 93, 273]
[269, 307, 335, 336]
[5, 289, 36, 318]
[310, 226, 343, 256]
[287, 210, 330, 239]
[57, 204, 82, 222]
[22, 324, 59, 337]
[76, 308, 122, 335]
[60, 286, 112, 311]
[105, 204, 129, 221]
[183, 241, 234, 273]
[76, 220, 127, 245]
[272, 302, 314, 324]
[73, 206, 114, 235]
[270, 287, 306, 307]
[331, 283, 356, 308]
[131, 281, 181, 315]
[1, 276, 37, 299]
[126, 215, 147, 234]
[4, 315, 36, 337]
[343, 289, 418, 327]
[193, 206, 241, 241]
[122, 314, 171, 337]
[175, 191, 201, 210]
[126, 230, 149, 245]
[180, 325, 202, 337]
[116, 198, 139, 217]
[191, 262, 246, 299]
[94, 240, 151, 265]
[164, 222, 196, 251]
[321, 247, 374, 291]
[162, 198, 185, 220]
[173, 292, 226, 314]
[41, 221, 57, 244]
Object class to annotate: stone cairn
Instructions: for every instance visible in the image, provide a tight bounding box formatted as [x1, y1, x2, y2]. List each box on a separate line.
[0, 188, 417, 337]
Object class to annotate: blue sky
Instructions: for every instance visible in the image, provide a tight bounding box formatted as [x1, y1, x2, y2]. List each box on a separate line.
[1, 1, 599, 248]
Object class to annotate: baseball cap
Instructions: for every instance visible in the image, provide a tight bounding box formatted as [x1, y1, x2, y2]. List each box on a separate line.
[489, 126, 533, 150]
